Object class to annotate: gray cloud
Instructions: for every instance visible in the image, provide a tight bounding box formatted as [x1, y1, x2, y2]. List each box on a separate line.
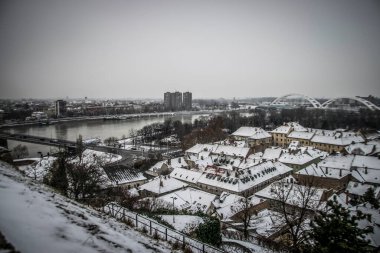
[1, 0, 380, 99]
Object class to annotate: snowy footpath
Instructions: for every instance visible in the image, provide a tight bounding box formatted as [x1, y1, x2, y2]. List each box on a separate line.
[0, 161, 172, 253]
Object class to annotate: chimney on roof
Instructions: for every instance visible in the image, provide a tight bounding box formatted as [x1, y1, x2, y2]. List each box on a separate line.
[325, 167, 328, 174]
[365, 167, 368, 174]
[339, 169, 342, 177]
[178, 157, 181, 163]
[168, 159, 171, 165]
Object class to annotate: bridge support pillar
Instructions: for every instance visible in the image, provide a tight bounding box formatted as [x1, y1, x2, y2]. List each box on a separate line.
[0, 138, 8, 149]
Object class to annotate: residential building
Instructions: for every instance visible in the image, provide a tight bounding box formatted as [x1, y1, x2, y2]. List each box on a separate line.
[163, 91, 192, 111]
[231, 127, 272, 153]
[270, 122, 307, 146]
[183, 91, 192, 110]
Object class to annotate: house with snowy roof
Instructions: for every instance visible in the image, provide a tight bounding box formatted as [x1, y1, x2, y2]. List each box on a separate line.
[346, 181, 380, 202]
[231, 126, 272, 152]
[270, 122, 307, 146]
[211, 192, 268, 221]
[262, 147, 283, 161]
[170, 167, 203, 187]
[345, 142, 379, 156]
[278, 152, 320, 171]
[286, 131, 315, 146]
[138, 176, 188, 197]
[350, 155, 380, 186]
[310, 131, 365, 153]
[145, 157, 188, 177]
[156, 187, 217, 214]
[197, 161, 293, 196]
[255, 178, 329, 212]
[103, 164, 147, 189]
[295, 164, 351, 190]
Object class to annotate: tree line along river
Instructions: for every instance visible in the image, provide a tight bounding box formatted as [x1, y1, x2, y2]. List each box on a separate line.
[4, 113, 209, 158]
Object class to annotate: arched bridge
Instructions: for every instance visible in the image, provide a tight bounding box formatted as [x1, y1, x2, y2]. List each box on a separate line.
[271, 93, 322, 108]
[271, 94, 379, 111]
[321, 97, 380, 111]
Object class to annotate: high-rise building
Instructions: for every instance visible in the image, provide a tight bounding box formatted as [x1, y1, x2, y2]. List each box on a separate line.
[164, 92, 172, 110]
[163, 91, 192, 111]
[183, 92, 192, 110]
[173, 91, 183, 110]
[55, 100, 67, 117]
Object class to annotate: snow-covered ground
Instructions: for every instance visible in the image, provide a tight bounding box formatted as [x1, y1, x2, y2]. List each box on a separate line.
[159, 215, 204, 233]
[0, 161, 172, 253]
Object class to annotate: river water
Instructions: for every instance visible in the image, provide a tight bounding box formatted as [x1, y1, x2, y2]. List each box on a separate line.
[6, 113, 208, 158]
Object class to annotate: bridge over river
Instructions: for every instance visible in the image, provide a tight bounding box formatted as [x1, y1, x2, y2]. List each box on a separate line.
[0, 132, 182, 163]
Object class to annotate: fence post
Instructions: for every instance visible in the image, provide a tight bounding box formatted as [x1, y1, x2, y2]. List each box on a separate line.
[203, 244, 205, 253]
[135, 214, 138, 228]
[165, 228, 167, 241]
[150, 221, 152, 235]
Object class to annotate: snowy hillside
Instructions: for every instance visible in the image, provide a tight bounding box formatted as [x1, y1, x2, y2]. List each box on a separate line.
[0, 161, 172, 253]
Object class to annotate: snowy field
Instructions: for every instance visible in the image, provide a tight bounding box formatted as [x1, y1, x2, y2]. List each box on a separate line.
[0, 161, 172, 253]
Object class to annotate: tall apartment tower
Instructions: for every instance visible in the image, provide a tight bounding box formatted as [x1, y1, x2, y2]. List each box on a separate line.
[55, 100, 67, 117]
[173, 91, 182, 110]
[183, 92, 192, 110]
[164, 91, 191, 111]
[164, 92, 172, 110]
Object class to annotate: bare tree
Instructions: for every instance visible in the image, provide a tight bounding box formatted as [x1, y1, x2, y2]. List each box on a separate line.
[103, 136, 118, 146]
[269, 178, 321, 253]
[66, 152, 107, 200]
[76, 134, 85, 162]
[231, 194, 257, 239]
[11, 144, 29, 159]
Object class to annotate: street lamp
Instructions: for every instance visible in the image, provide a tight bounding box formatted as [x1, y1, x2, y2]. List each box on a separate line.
[170, 196, 177, 223]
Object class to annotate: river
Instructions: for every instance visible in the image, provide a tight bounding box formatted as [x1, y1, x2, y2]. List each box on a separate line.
[5, 113, 209, 158]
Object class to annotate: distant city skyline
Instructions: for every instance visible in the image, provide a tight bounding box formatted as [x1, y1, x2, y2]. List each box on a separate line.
[1, 0, 380, 99]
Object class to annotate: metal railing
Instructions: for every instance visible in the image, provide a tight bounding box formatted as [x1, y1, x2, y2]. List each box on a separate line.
[103, 202, 224, 253]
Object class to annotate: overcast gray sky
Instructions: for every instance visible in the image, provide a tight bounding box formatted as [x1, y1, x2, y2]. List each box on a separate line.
[0, 0, 379, 99]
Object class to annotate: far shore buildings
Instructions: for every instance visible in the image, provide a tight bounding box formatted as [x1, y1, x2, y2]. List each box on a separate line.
[164, 91, 192, 111]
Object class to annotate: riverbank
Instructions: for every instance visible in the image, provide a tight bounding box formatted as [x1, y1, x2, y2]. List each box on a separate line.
[0, 110, 219, 129]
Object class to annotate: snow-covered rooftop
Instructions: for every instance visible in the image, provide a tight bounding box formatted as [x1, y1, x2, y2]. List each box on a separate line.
[231, 127, 271, 140]
[345, 143, 376, 155]
[103, 165, 146, 186]
[279, 153, 316, 165]
[262, 147, 282, 161]
[288, 131, 314, 140]
[157, 187, 217, 213]
[346, 181, 380, 198]
[311, 133, 365, 146]
[213, 145, 250, 158]
[249, 209, 285, 238]
[255, 181, 325, 210]
[212, 192, 264, 221]
[139, 176, 188, 195]
[185, 144, 217, 154]
[296, 164, 350, 179]
[271, 122, 307, 134]
[197, 161, 292, 194]
[170, 167, 203, 184]
[318, 155, 355, 170]
[351, 167, 380, 185]
[352, 155, 380, 170]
